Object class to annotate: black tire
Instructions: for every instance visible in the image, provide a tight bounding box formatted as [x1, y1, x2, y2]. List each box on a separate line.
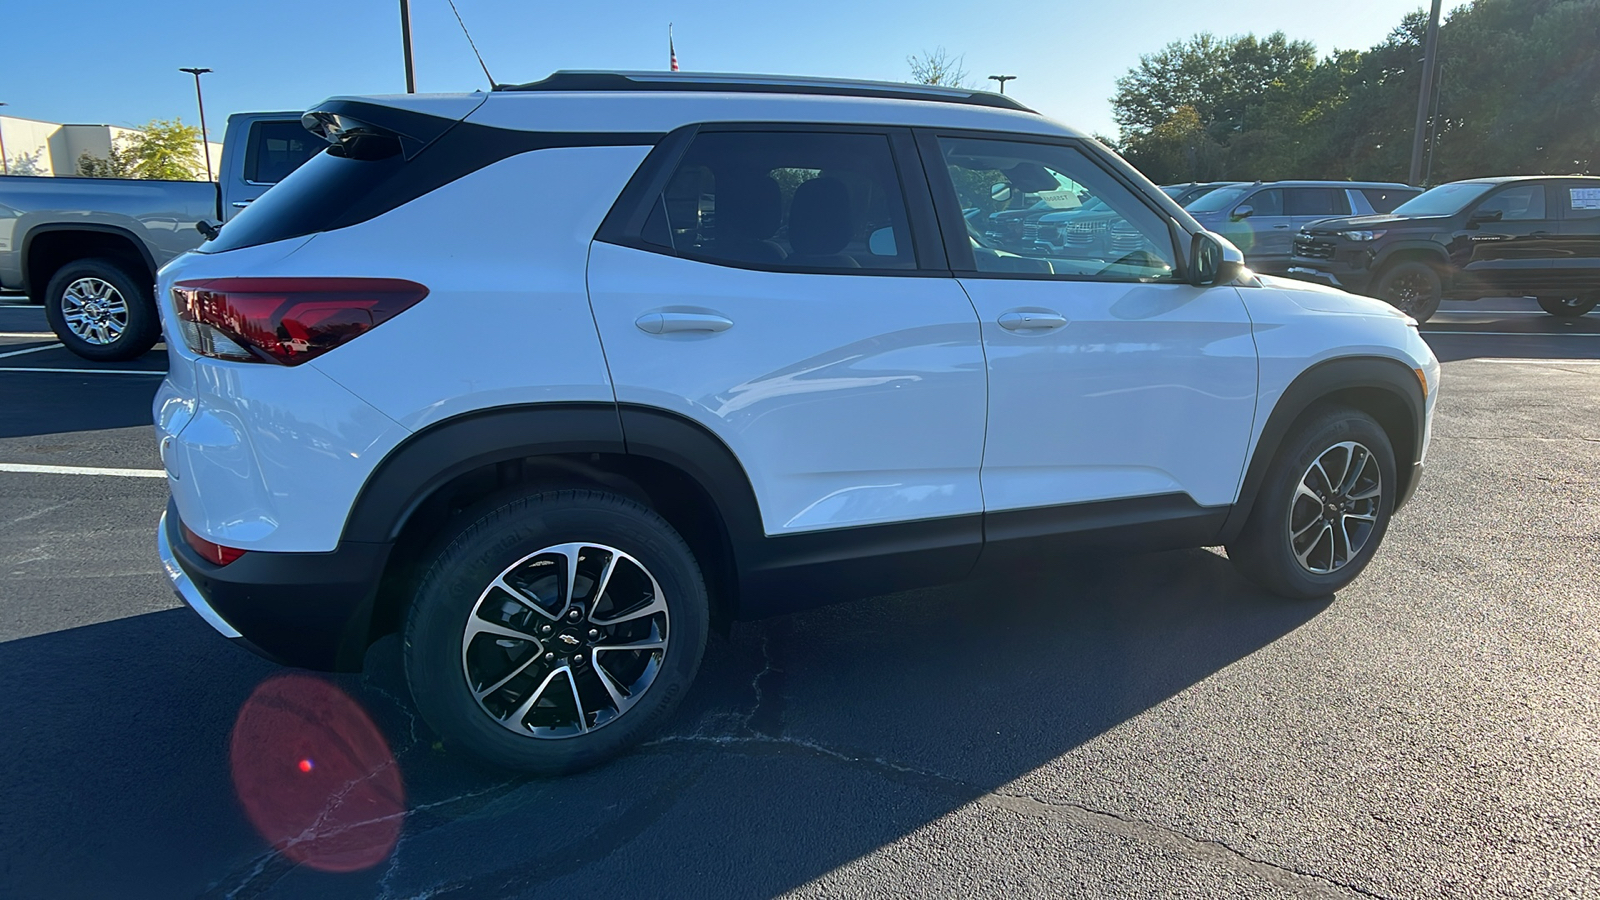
[43, 258, 161, 361]
[1536, 295, 1597, 318]
[404, 488, 709, 774]
[1227, 406, 1398, 600]
[1372, 260, 1443, 323]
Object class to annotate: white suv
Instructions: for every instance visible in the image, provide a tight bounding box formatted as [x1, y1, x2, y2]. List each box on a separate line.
[154, 72, 1439, 773]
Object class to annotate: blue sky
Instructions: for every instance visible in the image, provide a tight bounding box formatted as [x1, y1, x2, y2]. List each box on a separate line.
[2, 0, 1426, 140]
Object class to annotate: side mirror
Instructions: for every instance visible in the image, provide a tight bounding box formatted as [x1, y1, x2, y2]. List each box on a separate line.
[1230, 204, 1255, 221]
[196, 220, 220, 241]
[1190, 231, 1246, 287]
[1468, 208, 1503, 225]
[991, 183, 1013, 205]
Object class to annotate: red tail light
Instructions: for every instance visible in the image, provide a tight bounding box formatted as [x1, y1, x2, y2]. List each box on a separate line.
[182, 522, 248, 566]
[171, 278, 427, 366]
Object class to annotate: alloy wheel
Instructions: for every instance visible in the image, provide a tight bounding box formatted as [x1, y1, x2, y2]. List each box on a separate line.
[461, 542, 669, 738]
[60, 277, 130, 346]
[1383, 272, 1435, 316]
[1288, 441, 1382, 575]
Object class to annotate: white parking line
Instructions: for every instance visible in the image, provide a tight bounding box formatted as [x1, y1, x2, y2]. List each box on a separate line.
[0, 332, 57, 338]
[0, 462, 166, 478]
[1422, 331, 1600, 337]
[0, 343, 61, 359]
[0, 366, 165, 375]
[1471, 358, 1600, 365]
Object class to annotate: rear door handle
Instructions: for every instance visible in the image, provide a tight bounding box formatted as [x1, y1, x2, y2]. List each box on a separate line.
[998, 310, 1068, 332]
[635, 311, 734, 334]
[231, 200, 253, 208]
[1272, 224, 1290, 229]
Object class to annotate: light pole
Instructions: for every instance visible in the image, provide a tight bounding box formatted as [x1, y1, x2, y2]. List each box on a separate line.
[400, 0, 417, 93]
[1407, 0, 1443, 185]
[0, 102, 10, 176]
[179, 67, 214, 182]
[988, 74, 1017, 95]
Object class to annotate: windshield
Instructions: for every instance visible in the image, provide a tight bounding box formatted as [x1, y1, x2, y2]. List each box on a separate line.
[1185, 185, 1250, 212]
[1392, 182, 1496, 217]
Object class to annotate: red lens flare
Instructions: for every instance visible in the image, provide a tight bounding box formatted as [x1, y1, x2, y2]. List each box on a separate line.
[229, 674, 404, 873]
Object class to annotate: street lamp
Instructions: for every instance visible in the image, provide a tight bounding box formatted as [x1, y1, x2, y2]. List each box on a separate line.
[179, 67, 214, 182]
[988, 74, 1017, 94]
[0, 102, 10, 176]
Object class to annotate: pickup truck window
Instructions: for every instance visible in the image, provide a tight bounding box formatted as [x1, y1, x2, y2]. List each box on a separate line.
[244, 121, 324, 185]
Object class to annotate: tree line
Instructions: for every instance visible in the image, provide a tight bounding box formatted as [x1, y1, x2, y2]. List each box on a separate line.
[1108, 0, 1598, 185]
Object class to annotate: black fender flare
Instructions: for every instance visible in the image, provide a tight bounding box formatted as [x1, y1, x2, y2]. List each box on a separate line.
[20, 221, 158, 294]
[1222, 355, 1426, 542]
[1370, 240, 1450, 278]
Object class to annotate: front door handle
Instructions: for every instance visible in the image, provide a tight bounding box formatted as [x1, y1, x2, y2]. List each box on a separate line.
[997, 309, 1068, 332]
[636, 311, 734, 334]
[231, 200, 254, 208]
[1272, 224, 1290, 229]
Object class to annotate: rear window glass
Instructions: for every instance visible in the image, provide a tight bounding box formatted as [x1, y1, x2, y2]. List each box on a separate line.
[243, 120, 324, 185]
[203, 149, 405, 254]
[1361, 188, 1418, 214]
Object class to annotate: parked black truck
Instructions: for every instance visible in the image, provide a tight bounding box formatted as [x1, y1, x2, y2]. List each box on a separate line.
[1288, 175, 1600, 322]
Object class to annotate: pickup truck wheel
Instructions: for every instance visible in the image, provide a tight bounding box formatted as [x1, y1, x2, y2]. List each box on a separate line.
[1536, 295, 1597, 318]
[1373, 261, 1443, 323]
[1227, 406, 1397, 600]
[404, 488, 709, 774]
[44, 259, 160, 361]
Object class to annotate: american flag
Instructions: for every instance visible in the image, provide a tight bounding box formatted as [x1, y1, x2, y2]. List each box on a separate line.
[670, 24, 679, 71]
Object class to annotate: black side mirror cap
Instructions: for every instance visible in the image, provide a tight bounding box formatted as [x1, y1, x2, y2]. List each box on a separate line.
[196, 220, 221, 241]
[1190, 231, 1246, 286]
[1468, 208, 1503, 224]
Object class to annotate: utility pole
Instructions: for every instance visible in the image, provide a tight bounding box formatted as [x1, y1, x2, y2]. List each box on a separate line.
[1408, 0, 1443, 185]
[988, 74, 1017, 95]
[179, 68, 214, 182]
[0, 102, 9, 176]
[400, 0, 417, 93]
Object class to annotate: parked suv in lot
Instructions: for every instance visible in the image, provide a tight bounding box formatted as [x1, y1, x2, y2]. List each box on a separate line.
[1289, 176, 1600, 321]
[154, 73, 1439, 774]
[1186, 180, 1421, 276]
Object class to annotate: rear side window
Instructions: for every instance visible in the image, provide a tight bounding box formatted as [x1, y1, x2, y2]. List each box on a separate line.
[205, 149, 406, 253]
[1285, 188, 1351, 217]
[638, 130, 917, 272]
[1565, 185, 1600, 220]
[1361, 188, 1417, 214]
[242, 120, 324, 185]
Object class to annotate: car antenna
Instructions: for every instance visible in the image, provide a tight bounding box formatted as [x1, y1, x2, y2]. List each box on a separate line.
[447, 0, 498, 91]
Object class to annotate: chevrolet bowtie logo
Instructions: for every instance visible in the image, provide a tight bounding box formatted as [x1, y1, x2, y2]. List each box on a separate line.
[556, 633, 581, 646]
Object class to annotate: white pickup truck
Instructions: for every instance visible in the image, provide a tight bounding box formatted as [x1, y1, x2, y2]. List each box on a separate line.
[0, 111, 318, 360]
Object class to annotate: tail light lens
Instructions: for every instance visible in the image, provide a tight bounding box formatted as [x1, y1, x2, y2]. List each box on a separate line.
[181, 522, 248, 566]
[171, 278, 427, 366]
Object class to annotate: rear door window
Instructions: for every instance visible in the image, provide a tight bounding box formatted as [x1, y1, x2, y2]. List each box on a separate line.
[1285, 188, 1351, 217]
[639, 130, 918, 272]
[243, 120, 325, 185]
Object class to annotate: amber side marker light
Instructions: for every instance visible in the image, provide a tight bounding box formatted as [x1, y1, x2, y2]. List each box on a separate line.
[1414, 367, 1429, 397]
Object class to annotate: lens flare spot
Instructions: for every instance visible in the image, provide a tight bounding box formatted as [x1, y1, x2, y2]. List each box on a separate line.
[230, 674, 404, 873]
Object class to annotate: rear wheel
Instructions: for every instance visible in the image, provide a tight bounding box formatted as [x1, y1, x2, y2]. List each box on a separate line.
[1372, 260, 1443, 323]
[43, 258, 160, 361]
[1537, 295, 1597, 318]
[1227, 407, 1397, 600]
[404, 489, 708, 774]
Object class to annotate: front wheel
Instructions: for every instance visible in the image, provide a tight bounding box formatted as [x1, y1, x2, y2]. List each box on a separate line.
[404, 489, 709, 774]
[1537, 295, 1597, 318]
[1227, 407, 1398, 600]
[1372, 260, 1443, 323]
[43, 258, 161, 361]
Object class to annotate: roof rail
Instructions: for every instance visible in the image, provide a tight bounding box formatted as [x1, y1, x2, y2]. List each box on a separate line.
[494, 70, 1035, 113]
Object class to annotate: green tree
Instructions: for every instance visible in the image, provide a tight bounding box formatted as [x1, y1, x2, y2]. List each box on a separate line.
[79, 119, 205, 180]
[907, 47, 972, 88]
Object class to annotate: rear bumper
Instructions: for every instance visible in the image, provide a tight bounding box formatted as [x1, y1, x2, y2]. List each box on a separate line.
[158, 501, 392, 671]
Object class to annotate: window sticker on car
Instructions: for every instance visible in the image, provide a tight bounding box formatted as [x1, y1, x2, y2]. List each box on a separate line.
[1572, 188, 1600, 210]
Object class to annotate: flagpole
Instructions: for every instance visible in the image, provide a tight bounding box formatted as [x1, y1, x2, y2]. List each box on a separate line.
[669, 23, 678, 72]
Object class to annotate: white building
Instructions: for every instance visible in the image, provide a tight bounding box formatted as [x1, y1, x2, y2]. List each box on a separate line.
[0, 114, 224, 180]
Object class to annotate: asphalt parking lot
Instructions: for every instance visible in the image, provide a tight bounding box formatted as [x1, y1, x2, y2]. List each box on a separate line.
[1, 293, 1597, 899]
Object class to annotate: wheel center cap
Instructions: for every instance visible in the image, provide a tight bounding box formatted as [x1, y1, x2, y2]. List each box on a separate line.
[553, 630, 583, 649]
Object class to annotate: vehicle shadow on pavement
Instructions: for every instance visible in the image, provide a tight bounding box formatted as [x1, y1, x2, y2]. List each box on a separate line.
[0, 549, 1327, 899]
